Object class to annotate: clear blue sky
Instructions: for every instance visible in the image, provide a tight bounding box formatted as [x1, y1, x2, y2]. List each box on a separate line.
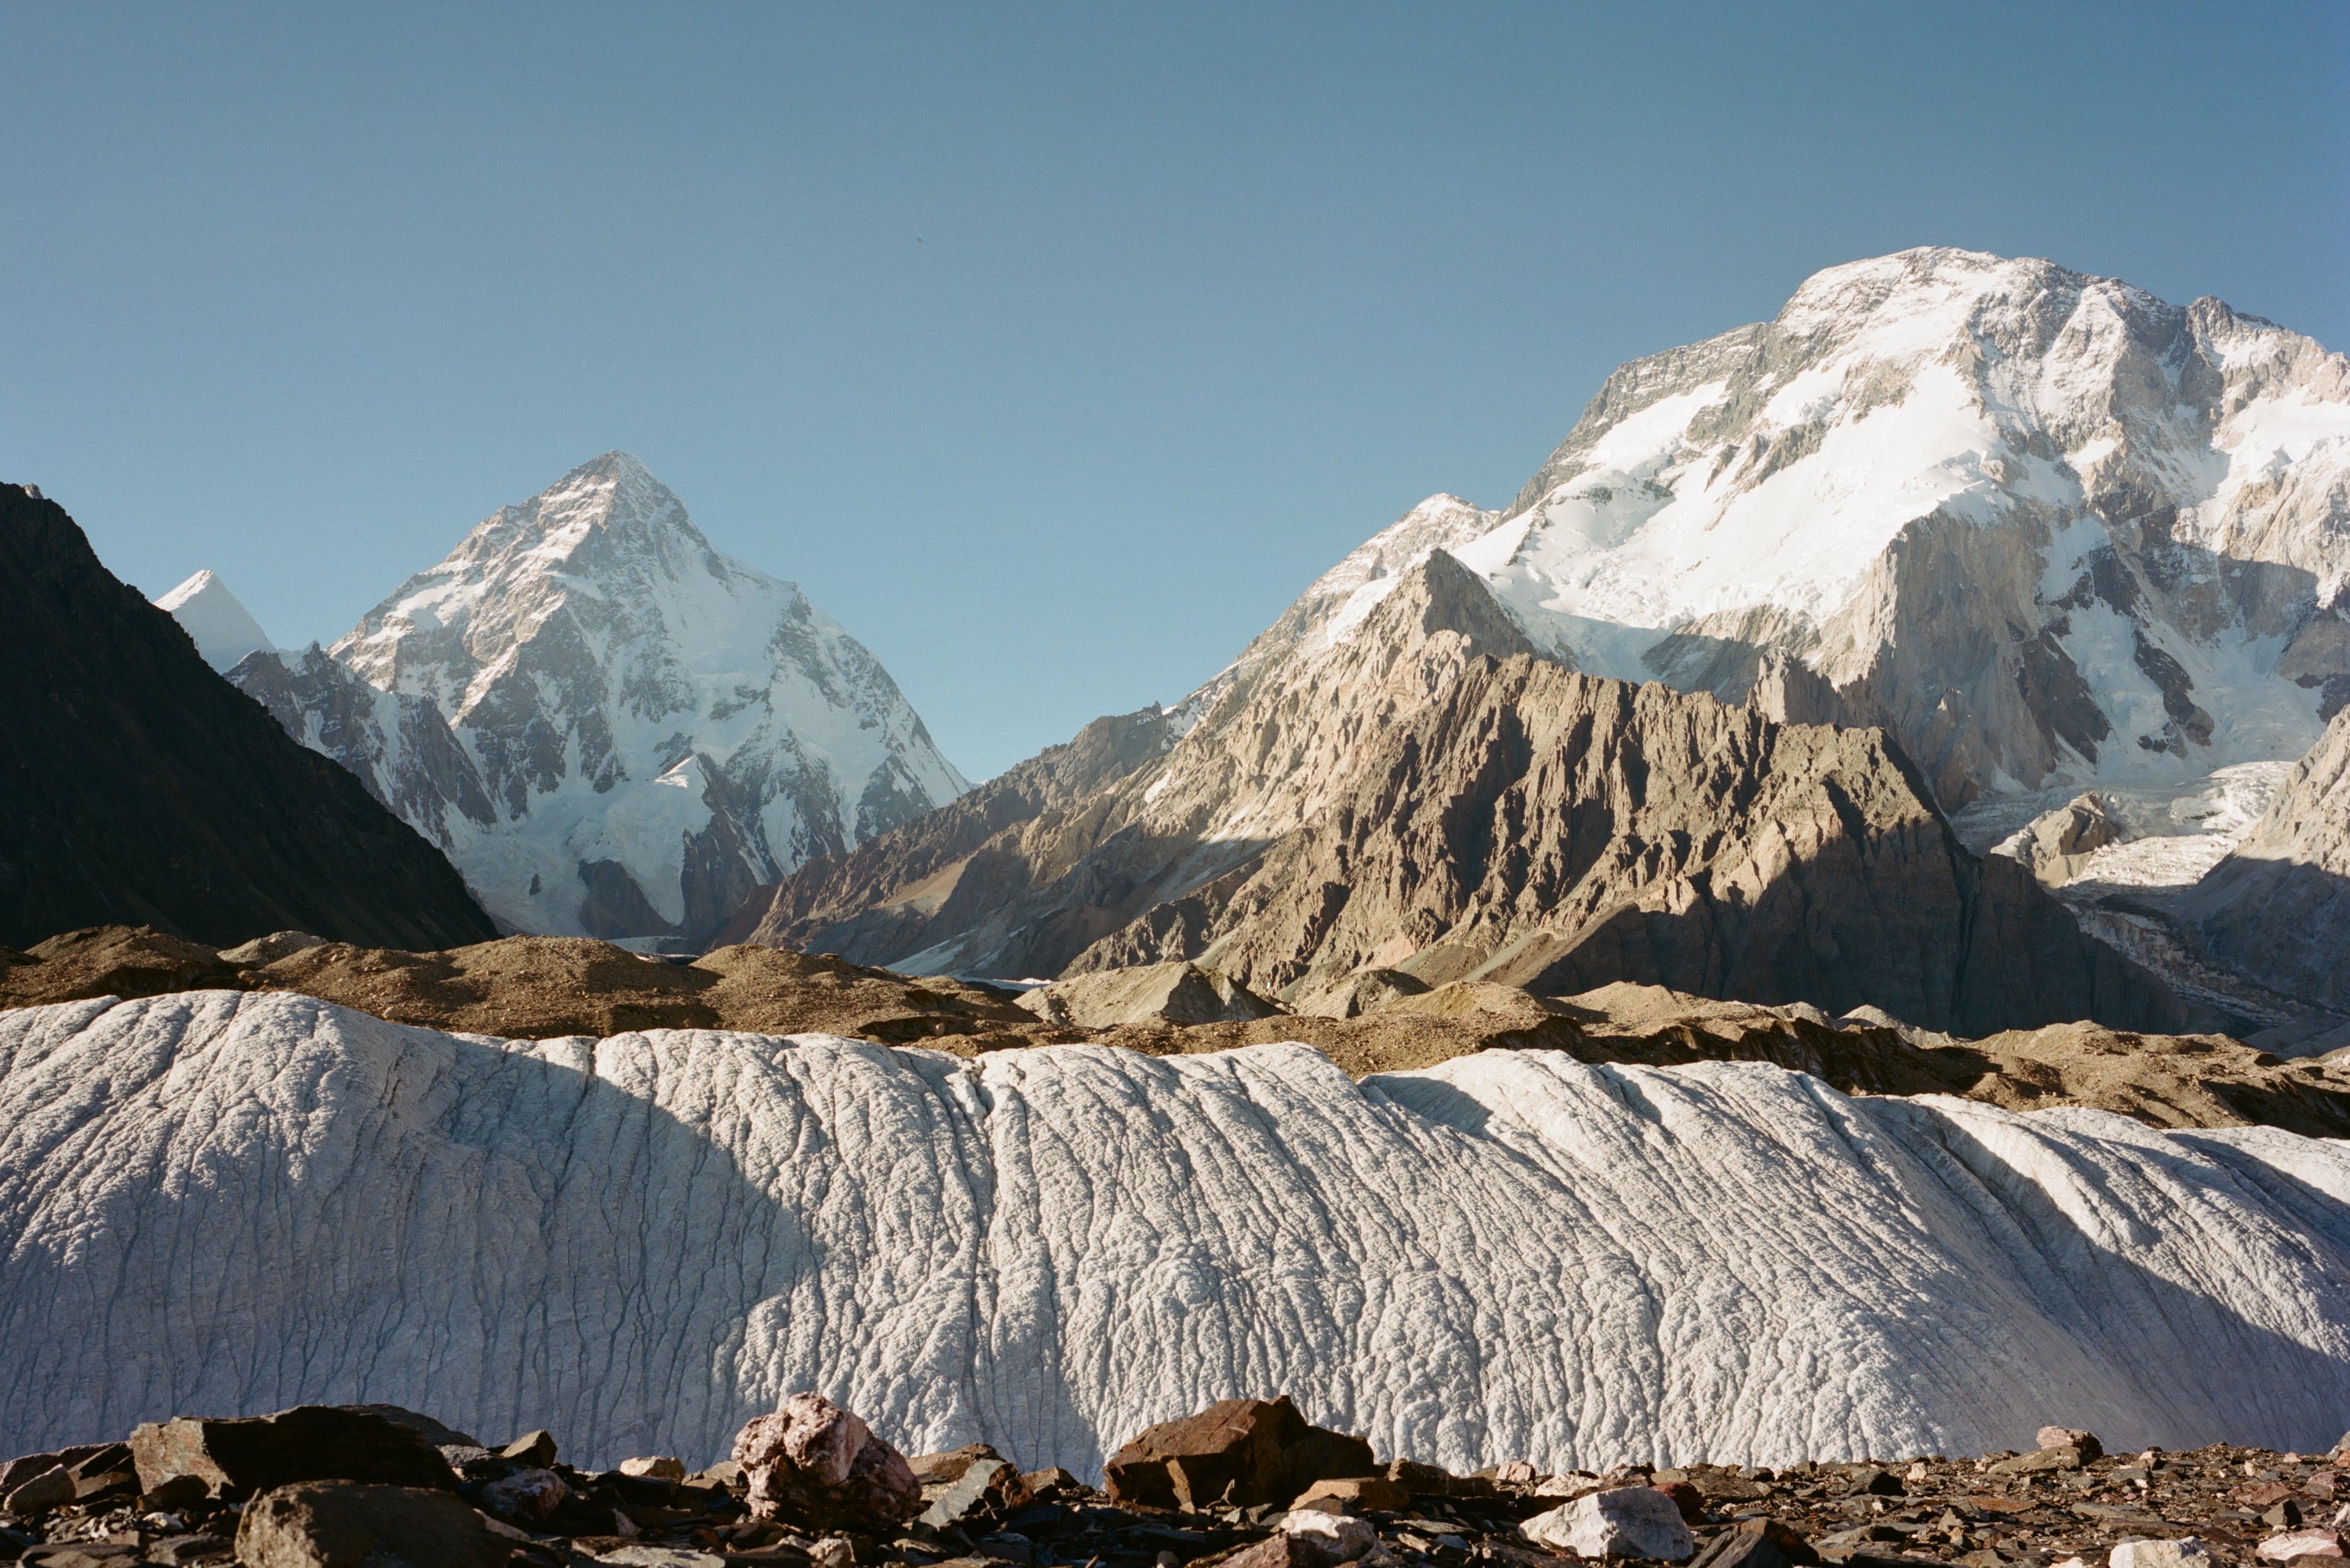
[4, 2, 2344, 780]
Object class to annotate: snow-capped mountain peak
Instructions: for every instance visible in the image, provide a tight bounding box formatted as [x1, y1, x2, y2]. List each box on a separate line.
[153, 569, 274, 672]
[236, 453, 968, 944]
[1443, 246, 2350, 806]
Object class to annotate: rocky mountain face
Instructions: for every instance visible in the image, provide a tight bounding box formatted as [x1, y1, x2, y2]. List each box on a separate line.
[2180, 705, 2350, 1008]
[743, 534, 2184, 1032]
[1071, 656, 2193, 1037]
[1456, 247, 2350, 810]
[737, 546, 1542, 977]
[716, 704, 1177, 960]
[232, 454, 968, 944]
[0, 483, 496, 950]
[731, 249, 2343, 1030]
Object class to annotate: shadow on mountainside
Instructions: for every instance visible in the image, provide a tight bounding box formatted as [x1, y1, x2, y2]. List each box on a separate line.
[0, 992, 1092, 1477]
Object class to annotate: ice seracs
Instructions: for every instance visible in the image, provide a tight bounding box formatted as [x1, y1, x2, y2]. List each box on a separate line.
[154, 569, 274, 672]
[233, 454, 968, 943]
[7, 990, 2350, 1470]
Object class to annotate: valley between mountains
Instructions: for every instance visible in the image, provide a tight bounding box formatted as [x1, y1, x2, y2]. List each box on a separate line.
[11, 245, 2350, 1565]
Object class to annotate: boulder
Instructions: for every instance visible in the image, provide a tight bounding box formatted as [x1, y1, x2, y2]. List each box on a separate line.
[1655, 1478, 1706, 1521]
[233, 1480, 505, 1568]
[1992, 1445, 2092, 1476]
[1219, 1537, 1356, 1568]
[1522, 1486, 1698, 1561]
[2, 1463, 73, 1514]
[2111, 1542, 2215, 1568]
[129, 1406, 461, 1499]
[1690, 1533, 1799, 1568]
[1102, 1396, 1376, 1511]
[908, 1443, 1005, 1486]
[2037, 1429, 2104, 1462]
[1843, 1465, 1904, 1496]
[1279, 1511, 1380, 1563]
[731, 1393, 920, 1532]
[1022, 1466, 1084, 1498]
[917, 1453, 1032, 1527]
[618, 1456, 687, 1482]
[480, 1466, 567, 1522]
[1015, 963, 1285, 1028]
[1687, 1520, 1819, 1568]
[499, 1430, 558, 1466]
[1292, 1476, 1408, 1514]
[2260, 1531, 2345, 1562]
[1385, 1459, 1453, 1497]
[0, 1444, 109, 1496]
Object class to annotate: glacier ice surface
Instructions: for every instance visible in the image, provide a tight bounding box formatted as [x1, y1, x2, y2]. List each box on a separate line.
[5, 992, 2350, 1472]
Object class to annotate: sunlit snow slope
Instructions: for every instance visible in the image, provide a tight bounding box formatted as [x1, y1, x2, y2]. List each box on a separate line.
[1407, 249, 2350, 808]
[7, 992, 2349, 1470]
[154, 570, 274, 672]
[233, 455, 968, 943]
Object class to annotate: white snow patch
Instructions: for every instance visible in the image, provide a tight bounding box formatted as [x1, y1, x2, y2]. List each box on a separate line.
[154, 570, 275, 672]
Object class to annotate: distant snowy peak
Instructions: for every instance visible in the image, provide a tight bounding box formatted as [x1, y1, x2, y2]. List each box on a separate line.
[237, 453, 968, 944]
[154, 569, 274, 672]
[1421, 246, 2350, 806]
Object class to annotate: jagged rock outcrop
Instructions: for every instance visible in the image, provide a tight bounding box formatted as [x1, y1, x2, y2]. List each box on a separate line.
[233, 454, 968, 944]
[0, 483, 496, 951]
[1994, 793, 2125, 886]
[2182, 707, 2350, 1008]
[1077, 657, 2194, 1037]
[1013, 961, 1282, 1028]
[718, 704, 1177, 961]
[11, 990, 2350, 1469]
[735, 547, 1541, 979]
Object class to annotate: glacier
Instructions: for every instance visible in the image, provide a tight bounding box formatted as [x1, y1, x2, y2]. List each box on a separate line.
[7, 992, 2350, 1471]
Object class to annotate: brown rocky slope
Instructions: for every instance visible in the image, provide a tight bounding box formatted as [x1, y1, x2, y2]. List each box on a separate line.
[1071, 656, 2201, 1039]
[725, 550, 1546, 981]
[8, 927, 2347, 1139]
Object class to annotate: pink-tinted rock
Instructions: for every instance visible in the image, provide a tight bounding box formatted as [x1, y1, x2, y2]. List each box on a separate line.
[480, 1466, 568, 1522]
[731, 1393, 920, 1532]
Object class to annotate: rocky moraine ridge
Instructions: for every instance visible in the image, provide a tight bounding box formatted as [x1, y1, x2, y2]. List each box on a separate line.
[5, 1395, 2348, 1568]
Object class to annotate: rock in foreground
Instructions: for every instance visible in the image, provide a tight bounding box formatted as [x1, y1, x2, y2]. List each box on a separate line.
[6, 1399, 2348, 1568]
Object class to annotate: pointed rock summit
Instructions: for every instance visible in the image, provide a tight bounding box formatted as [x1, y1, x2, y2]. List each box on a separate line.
[154, 569, 274, 672]
[236, 453, 968, 942]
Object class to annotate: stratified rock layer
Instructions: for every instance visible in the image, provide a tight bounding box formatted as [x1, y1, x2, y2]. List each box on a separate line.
[7, 992, 2350, 1472]
[0, 483, 496, 951]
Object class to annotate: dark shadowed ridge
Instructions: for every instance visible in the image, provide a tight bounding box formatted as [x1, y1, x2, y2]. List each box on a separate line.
[0, 483, 497, 950]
